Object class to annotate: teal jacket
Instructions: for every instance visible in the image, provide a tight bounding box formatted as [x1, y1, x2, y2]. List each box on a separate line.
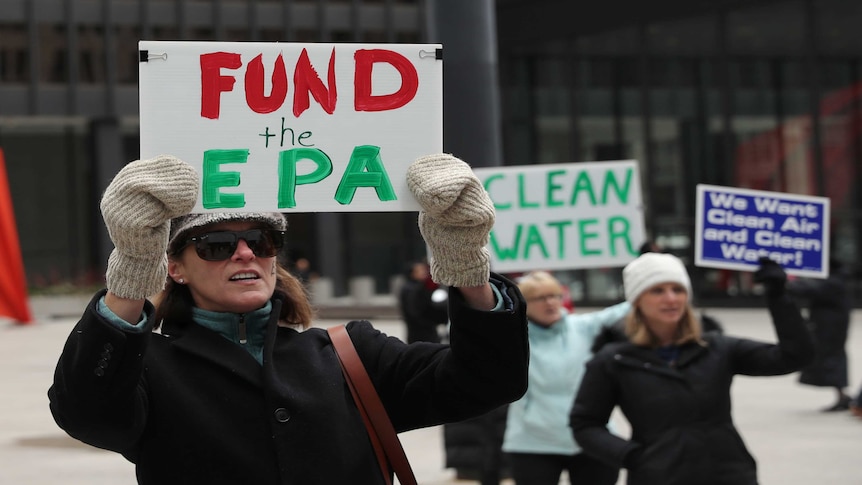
[502, 302, 630, 455]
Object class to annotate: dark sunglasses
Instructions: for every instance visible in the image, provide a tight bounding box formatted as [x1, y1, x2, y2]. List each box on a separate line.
[174, 229, 286, 261]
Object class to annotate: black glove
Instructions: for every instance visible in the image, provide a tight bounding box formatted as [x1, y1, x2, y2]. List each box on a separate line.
[754, 257, 787, 298]
[623, 447, 644, 469]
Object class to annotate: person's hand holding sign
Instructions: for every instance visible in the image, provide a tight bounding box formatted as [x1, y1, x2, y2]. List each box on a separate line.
[754, 256, 787, 298]
[407, 153, 496, 309]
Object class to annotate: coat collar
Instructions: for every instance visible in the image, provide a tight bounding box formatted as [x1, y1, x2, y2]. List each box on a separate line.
[160, 294, 287, 387]
[168, 323, 264, 386]
[611, 339, 710, 378]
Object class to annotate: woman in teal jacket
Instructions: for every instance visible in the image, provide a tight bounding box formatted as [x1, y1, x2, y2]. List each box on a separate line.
[502, 271, 629, 485]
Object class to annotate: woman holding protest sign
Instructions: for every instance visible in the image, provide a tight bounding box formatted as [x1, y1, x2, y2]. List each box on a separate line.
[570, 253, 814, 485]
[48, 153, 529, 485]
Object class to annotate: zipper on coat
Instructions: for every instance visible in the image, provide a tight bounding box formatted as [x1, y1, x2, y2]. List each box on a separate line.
[238, 314, 248, 344]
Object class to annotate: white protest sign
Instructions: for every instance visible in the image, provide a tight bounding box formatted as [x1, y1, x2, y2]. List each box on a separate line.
[695, 184, 830, 277]
[474, 161, 646, 273]
[139, 41, 442, 212]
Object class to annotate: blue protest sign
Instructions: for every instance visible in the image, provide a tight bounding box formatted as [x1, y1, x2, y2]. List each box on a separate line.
[695, 184, 830, 278]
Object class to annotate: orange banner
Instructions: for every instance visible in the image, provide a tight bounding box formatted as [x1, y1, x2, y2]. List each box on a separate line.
[0, 148, 33, 324]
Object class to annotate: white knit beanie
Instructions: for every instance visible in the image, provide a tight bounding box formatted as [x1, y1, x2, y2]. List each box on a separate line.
[623, 252, 692, 303]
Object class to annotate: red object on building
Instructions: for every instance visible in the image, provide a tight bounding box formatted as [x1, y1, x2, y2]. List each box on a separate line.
[0, 148, 33, 324]
[560, 285, 575, 313]
[734, 80, 862, 206]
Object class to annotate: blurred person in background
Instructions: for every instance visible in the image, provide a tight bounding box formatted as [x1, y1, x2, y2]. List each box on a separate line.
[851, 384, 862, 419]
[785, 258, 854, 412]
[398, 260, 448, 344]
[290, 256, 315, 289]
[443, 405, 511, 485]
[502, 271, 629, 485]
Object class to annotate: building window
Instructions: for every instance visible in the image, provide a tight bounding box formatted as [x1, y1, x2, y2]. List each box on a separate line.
[331, 30, 354, 42]
[395, 31, 420, 43]
[116, 26, 141, 84]
[0, 25, 29, 83]
[362, 30, 387, 42]
[260, 29, 286, 42]
[42, 25, 68, 83]
[815, 0, 862, 55]
[727, 1, 807, 56]
[226, 29, 251, 42]
[191, 27, 216, 41]
[78, 25, 105, 84]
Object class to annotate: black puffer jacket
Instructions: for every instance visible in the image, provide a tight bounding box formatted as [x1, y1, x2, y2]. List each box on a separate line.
[570, 294, 814, 485]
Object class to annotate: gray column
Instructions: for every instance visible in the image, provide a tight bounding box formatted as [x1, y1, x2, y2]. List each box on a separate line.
[426, 0, 502, 168]
[316, 213, 347, 296]
[90, 118, 126, 273]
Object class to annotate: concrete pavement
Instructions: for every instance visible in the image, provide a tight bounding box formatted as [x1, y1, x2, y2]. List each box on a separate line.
[2, 305, 861, 484]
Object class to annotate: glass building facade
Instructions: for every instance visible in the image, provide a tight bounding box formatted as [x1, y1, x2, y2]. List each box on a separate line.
[1, 0, 861, 306]
[0, 0, 430, 300]
[497, 0, 862, 305]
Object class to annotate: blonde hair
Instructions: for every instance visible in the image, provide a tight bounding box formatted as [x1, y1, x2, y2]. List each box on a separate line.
[517, 271, 563, 299]
[624, 303, 704, 347]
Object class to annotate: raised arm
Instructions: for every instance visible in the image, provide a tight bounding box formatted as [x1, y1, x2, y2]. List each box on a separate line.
[730, 257, 815, 375]
[48, 155, 199, 450]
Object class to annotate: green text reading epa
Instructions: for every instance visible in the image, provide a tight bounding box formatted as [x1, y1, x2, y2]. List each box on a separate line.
[202, 146, 395, 209]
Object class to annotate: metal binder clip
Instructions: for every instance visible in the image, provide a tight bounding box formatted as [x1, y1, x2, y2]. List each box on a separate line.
[139, 50, 168, 62]
[419, 49, 443, 60]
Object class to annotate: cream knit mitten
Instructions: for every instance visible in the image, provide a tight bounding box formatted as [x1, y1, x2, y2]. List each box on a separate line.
[406, 154, 495, 287]
[100, 155, 199, 299]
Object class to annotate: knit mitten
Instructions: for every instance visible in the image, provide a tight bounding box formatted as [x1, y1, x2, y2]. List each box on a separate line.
[406, 154, 495, 287]
[100, 155, 199, 299]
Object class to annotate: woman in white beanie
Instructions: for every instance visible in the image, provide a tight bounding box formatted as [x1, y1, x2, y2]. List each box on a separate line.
[48, 154, 529, 485]
[570, 252, 814, 485]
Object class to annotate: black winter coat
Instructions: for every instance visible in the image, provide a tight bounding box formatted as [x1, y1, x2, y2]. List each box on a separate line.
[443, 404, 509, 472]
[570, 294, 814, 485]
[48, 279, 528, 485]
[786, 268, 851, 388]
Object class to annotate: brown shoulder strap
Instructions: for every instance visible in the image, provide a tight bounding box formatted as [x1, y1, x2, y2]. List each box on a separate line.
[327, 325, 417, 485]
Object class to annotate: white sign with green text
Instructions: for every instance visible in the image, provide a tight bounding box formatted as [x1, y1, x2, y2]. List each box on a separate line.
[474, 161, 646, 273]
[139, 41, 442, 213]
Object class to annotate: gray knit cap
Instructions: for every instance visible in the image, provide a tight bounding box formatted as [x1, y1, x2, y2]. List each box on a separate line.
[168, 212, 287, 253]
